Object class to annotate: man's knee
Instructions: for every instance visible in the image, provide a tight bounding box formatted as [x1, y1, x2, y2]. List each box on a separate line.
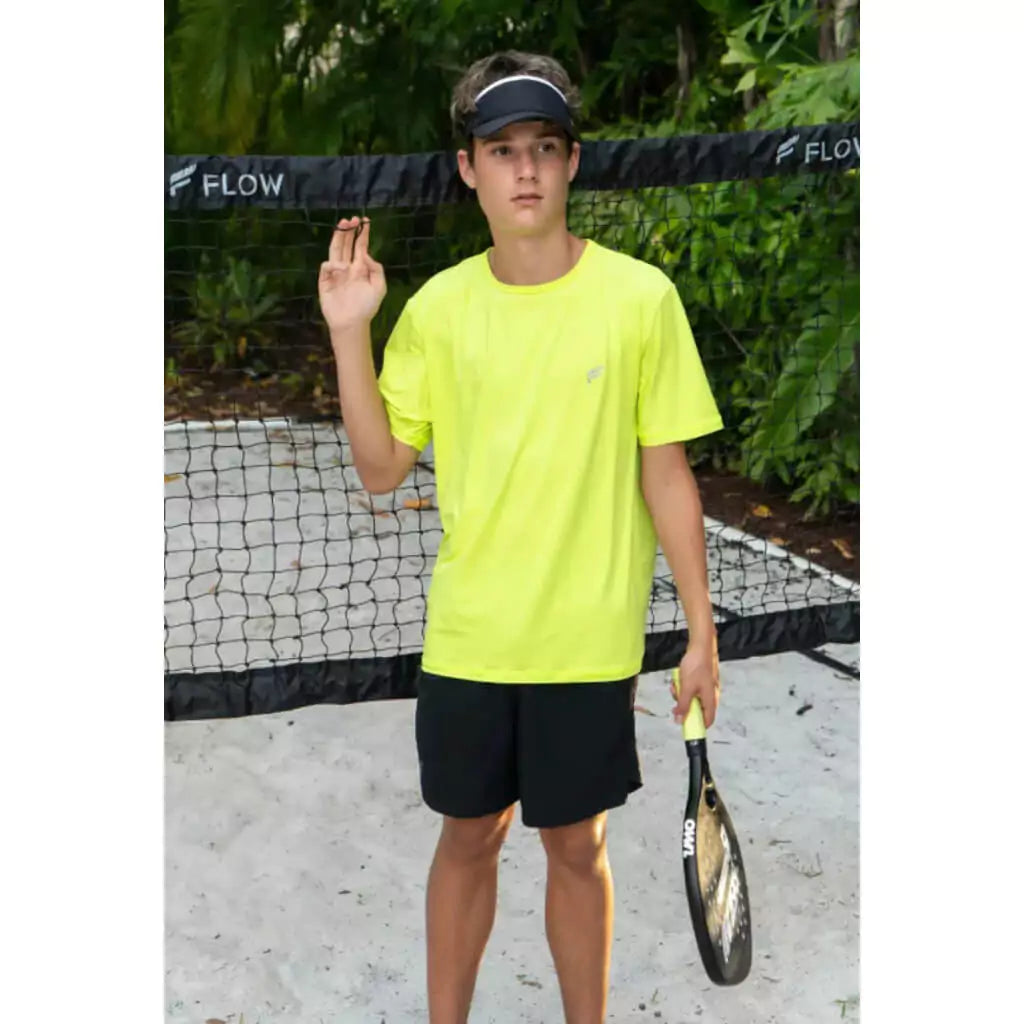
[438, 805, 515, 865]
[540, 813, 609, 876]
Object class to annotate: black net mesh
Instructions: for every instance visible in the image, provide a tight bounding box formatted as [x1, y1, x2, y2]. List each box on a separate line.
[164, 125, 859, 719]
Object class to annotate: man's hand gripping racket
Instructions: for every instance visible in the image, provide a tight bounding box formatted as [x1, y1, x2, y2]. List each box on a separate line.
[672, 667, 753, 986]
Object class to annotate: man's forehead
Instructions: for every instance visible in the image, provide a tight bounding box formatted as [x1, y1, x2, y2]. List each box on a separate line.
[483, 120, 563, 142]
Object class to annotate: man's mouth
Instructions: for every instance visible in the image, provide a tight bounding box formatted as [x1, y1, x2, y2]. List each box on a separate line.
[513, 193, 542, 201]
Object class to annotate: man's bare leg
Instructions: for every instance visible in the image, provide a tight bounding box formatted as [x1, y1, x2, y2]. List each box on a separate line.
[426, 806, 515, 1024]
[539, 813, 613, 1024]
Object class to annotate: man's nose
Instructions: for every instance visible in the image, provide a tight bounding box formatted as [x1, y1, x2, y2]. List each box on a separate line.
[515, 152, 539, 179]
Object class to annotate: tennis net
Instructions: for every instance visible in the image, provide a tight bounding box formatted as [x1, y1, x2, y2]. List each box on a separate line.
[165, 123, 859, 720]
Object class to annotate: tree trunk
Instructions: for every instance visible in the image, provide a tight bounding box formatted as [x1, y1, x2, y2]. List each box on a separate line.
[834, 0, 859, 58]
[817, 0, 838, 62]
[673, 17, 698, 124]
[819, 0, 859, 61]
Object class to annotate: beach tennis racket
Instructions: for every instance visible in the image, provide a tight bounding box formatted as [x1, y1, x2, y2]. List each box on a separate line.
[672, 668, 752, 986]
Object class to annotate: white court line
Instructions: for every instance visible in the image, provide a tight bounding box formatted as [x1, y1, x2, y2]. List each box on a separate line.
[164, 417, 297, 434]
[703, 515, 860, 594]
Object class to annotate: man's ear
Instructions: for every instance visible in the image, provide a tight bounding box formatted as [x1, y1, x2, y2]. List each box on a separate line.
[567, 140, 581, 184]
[456, 148, 477, 191]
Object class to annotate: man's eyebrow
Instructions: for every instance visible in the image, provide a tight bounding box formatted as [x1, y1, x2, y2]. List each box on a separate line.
[484, 131, 562, 144]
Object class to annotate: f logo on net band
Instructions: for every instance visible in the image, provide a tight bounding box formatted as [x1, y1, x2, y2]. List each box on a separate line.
[775, 134, 799, 164]
[168, 163, 197, 197]
[166, 165, 286, 199]
[776, 132, 860, 166]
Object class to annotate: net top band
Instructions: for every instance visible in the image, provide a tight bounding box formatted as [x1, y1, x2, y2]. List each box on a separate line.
[468, 75, 579, 142]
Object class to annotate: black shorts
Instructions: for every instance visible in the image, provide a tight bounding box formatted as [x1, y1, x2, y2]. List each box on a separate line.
[415, 670, 643, 829]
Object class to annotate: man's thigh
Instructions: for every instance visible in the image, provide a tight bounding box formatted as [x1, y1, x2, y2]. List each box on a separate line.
[517, 677, 642, 829]
[416, 671, 519, 819]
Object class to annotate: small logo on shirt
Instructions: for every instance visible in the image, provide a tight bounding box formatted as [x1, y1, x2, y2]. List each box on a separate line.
[586, 365, 605, 384]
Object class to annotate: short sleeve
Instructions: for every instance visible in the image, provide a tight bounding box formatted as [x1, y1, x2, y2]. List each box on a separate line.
[637, 283, 723, 446]
[377, 303, 432, 451]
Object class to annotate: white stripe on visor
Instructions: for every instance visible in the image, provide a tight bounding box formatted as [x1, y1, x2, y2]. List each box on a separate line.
[473, 75, 568, 103]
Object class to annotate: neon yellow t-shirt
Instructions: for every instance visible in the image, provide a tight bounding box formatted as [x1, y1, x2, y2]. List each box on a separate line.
[377, 239, 723, 683]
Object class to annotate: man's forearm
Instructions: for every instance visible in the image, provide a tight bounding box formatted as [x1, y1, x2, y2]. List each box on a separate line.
[642, 462, 716, 650]
[330, 323, 396, 490]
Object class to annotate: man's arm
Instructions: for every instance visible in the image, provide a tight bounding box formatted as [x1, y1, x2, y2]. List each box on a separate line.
[640, 440, 720, 726]
[330, 320, 419, 494]
[319, 215, 420, 494]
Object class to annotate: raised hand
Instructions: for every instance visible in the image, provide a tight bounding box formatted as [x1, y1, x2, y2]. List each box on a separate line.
[318, 216, 387, 332]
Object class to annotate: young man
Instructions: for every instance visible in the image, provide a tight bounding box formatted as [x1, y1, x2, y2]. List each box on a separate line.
[318, 51, 723, 1024]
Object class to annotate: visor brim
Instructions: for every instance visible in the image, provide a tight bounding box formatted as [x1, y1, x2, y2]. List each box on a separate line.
[471, 111, 579, 142]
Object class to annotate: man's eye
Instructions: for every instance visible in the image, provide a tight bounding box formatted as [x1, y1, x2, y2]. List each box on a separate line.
[493, 146, 510, 156]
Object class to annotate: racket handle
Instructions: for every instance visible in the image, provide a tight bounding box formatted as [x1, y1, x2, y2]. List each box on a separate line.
[672, 668, 707, 741]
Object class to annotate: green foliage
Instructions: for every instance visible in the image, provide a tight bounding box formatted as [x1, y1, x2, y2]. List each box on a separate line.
[578, 162, 858, 514]
[165, 0, 758, 153]
[740, 276, 859, 513]
[747, 281, 858, 457]
[716, 0, 859, 127]
[165, 355, 181, 386]
[165, 0, 859, 147]
[746, 54, 859, 128]
[172, 254, 283, 371]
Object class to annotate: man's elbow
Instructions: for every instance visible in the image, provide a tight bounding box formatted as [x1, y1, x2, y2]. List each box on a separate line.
[358, 467, 400, 495]
[354, 457, 396, 494]
[356, 442, 417, 494]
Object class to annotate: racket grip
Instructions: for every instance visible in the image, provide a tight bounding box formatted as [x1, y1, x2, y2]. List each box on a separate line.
[672, 668, 707, 741]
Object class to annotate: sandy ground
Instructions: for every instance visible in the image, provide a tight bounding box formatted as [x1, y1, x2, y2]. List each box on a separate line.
[165, 642, 859, 1024]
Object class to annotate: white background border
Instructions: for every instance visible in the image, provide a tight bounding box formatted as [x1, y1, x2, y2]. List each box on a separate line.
[3, 4, 1023, 1018]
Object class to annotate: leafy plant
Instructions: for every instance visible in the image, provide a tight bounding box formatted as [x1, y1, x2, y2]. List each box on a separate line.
[717, 0, 860, 127]
[172, 254, 283, 371]
[740, 278, 859, 513]
[165, 355, 181, 386]
[746, 54, 859, 128]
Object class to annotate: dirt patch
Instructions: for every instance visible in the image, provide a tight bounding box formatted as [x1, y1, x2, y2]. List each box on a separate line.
[696, 470, 859, 582]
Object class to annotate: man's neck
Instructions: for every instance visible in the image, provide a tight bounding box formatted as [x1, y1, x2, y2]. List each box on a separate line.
[487, 229, 586, 286]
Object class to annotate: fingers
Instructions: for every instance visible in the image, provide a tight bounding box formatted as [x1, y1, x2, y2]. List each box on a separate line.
[702, 678, 720, 728]
[671, 683, 697, 725]
[328, 217, 351, 264]
[670, 666, 719, 726]
[366, 255, 387, 294]
[328, 216, 366, 265]
[354, 217, 371, 260]
[669, 670, 686, 722]
[674, 697, 696, 725]
[319, 260, 347, 283]
[702, 692, 717, 728]
[320, 255, 382, 284]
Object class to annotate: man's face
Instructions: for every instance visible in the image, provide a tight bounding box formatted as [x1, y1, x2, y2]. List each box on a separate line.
[457, 120, 580, 238]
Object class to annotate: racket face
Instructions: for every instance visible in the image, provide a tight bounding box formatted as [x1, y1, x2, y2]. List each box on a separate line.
[682, 741, 752, 985]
